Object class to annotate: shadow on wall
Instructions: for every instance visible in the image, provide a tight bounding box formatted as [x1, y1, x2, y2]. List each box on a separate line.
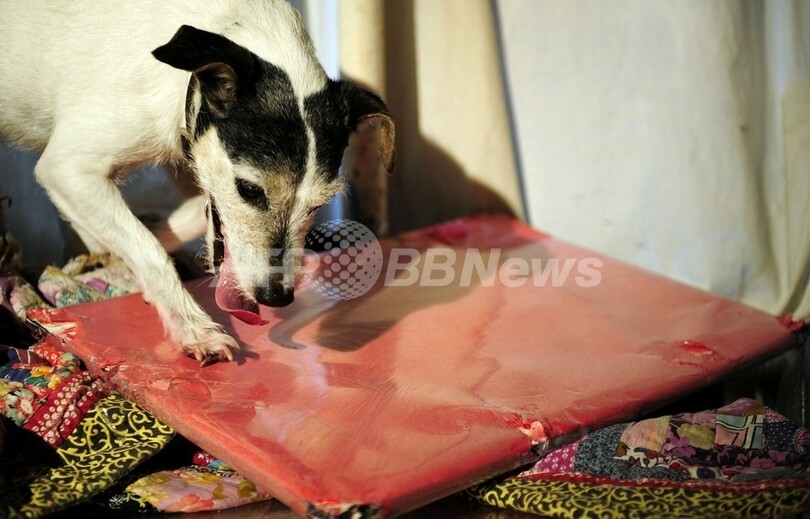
[371, 0, 517, 235]
[387, 136, 518, 234]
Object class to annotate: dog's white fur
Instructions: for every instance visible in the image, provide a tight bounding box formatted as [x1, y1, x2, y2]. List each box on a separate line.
[0, 1, 389, 363]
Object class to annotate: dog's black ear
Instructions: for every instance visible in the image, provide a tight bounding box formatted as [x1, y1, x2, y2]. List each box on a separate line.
[342, 83, 396, 174]
[153, 25, 258, 118]
[340, 81, 396, 235]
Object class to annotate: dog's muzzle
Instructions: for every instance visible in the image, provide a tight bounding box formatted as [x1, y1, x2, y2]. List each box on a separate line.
[207, 197, 269, 325]
[255, 283, 294, 307]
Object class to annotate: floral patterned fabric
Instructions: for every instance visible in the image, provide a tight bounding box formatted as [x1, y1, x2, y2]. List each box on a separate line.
[23, 370, 108, 449]
[608, 399, 805, 481]
[0, 380, 38, 426]
[37, 253, 141, 307]
[0, 340, 105, 450]
[92, 450, 272, 513]
[467, 398, 810, 518]
[125, 464, 272, 512]
[1, 253, 141, 321]
[0, 253, 142, 459]
[0, 275, 49, 321]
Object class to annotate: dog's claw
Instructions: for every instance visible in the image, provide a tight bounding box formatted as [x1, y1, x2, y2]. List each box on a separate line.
[200, 352, 221, 367]
[180, 331, 238, 367]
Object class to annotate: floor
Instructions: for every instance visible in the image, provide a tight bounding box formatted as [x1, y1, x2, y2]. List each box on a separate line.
[52, 495, 539, 519]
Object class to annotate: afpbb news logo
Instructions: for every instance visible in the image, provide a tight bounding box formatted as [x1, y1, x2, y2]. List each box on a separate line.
[299, 219, 603, 300]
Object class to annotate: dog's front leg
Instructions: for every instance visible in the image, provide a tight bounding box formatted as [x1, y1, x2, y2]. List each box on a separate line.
[71, 221, 109, 254]
[35, 149, 237, 365]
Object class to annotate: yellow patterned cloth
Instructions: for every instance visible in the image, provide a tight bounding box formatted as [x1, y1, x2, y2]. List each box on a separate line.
[0, 393, 174, 518]
[466, 475, 810, 519]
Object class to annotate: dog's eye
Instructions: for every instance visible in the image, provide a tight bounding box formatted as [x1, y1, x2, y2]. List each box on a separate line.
[235, 179, 268, 209]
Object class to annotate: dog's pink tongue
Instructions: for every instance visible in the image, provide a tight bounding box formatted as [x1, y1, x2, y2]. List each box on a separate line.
[215, 252, 268, 326]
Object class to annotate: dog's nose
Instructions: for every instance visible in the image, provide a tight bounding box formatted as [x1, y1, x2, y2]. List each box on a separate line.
[255, 284, 294, 307]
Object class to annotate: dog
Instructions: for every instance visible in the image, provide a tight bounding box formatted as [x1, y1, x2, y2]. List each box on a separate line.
[0, 0, 395, 365]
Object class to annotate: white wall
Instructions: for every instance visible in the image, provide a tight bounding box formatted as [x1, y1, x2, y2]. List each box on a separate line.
[496, 0, 810, 317]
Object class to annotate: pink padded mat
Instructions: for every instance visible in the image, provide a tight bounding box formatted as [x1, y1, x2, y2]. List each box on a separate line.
[30, 216, 798, 517]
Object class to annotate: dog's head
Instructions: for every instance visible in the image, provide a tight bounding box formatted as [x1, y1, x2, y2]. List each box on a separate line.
[153, 25, 394, 318]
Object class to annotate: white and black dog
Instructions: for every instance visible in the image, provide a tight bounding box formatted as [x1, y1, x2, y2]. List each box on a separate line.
[0, 1, 395, 364]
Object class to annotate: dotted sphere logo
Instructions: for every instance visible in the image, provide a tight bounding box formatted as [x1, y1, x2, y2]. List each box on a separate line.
[305, 220, 383, 300]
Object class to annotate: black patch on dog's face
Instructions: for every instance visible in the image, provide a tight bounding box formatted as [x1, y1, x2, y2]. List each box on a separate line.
[209, 198, 225, 268]
[303, 81, 352, 180]
[156, 26, 364, 184]
[304, 80, 393, 181]
[197, 61, 309, 180]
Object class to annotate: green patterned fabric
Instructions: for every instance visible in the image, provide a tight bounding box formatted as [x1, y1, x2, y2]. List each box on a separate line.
[1, 393, 174, 518]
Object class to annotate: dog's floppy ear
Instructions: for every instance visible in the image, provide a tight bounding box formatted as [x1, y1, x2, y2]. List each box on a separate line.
[153, 25, 258, 118]
[340, 82, 396, 236]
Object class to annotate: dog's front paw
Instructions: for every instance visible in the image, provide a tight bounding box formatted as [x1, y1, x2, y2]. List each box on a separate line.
[150, 288, 240, 366]
[180, 327, 239, 366]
